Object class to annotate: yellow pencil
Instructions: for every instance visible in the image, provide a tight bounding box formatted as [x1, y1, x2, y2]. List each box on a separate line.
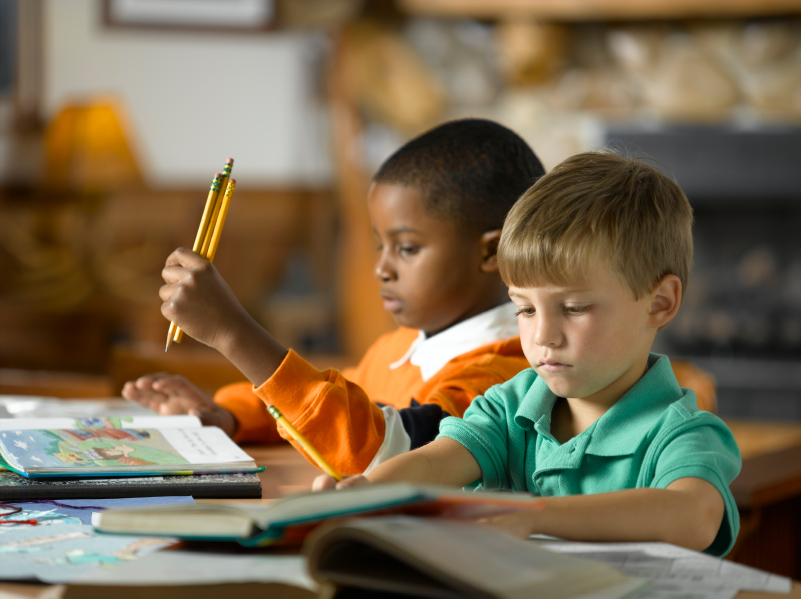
[166, 172, 222, 352]
[205, 178, 235, 263]
[169, 159, 236, 348]
[200, 158, 233, 258]
[266, 405, 343, 481]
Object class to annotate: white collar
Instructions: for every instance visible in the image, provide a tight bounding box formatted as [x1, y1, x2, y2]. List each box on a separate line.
[389, 302, 519, 381]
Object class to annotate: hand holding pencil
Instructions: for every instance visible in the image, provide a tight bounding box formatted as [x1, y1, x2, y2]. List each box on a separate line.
[161, 159, 247, 351]
[156, 159, 338, 478]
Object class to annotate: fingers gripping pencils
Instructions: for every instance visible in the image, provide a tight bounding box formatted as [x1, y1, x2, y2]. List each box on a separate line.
[166, 158, 236, 351]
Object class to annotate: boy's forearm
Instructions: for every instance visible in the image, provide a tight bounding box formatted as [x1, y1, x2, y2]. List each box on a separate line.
[500, 479, 724, 551]
[366, 438, 482, 487]
[217, 312, 288, 388]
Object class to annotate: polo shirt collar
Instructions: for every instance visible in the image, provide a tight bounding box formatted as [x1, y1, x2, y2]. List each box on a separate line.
[513, 353, 684, 457]
[389, 302, 519, 381]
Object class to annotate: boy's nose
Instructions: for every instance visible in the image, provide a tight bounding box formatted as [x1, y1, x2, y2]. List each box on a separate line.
[534, 315, 562, 347]
[374, 254, 396, 282]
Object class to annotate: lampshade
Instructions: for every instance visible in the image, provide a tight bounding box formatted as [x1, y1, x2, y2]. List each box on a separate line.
[44, 100, 143, 191]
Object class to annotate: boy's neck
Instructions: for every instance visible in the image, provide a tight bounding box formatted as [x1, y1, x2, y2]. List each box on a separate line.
[423, 287, 510, 337]
[551, 351, 652, 443]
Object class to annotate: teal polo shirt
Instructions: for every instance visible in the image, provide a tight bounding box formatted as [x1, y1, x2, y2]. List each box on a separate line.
[438, 353, 742, 557]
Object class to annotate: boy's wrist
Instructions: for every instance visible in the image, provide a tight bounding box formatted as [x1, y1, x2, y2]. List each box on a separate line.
[216, 313, 289, 388]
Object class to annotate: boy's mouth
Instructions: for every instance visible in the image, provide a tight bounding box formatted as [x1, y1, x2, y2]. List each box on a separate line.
[537, 360, 571, 373]
[380, 293, 403, 313]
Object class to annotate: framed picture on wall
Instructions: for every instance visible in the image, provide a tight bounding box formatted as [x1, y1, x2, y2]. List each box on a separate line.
[103, 0, 276, 32]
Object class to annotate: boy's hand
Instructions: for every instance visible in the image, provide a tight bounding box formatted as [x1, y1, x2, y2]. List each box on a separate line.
[160, 248, 252, 352]
[475, 508, 543, 539]
[312, 474, 372, 492]
[122, 372, 237, 438]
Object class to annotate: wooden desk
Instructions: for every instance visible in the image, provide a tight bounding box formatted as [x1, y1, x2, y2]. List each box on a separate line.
[1, 420, 800, 598]
[724, 419, 801, 580]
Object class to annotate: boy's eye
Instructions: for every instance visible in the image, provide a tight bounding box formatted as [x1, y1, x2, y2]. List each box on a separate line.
[565, 305, 590, 314]
[513, 307, 535, 317]
[398, 245, 419, 256]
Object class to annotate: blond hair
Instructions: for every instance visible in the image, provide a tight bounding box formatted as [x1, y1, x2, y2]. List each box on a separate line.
[498, 150, 693, 299]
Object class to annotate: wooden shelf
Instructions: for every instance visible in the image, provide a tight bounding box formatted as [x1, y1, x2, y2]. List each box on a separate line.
[398, 0, 801, 21]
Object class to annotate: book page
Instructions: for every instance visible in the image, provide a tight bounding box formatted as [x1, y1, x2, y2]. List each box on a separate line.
[0, 426, 253, 474]
[159, 427, 254, 464]
[310, 516, 636, 599]
[534, 539, 792, 595]
[0, 523, 174, 583]
[0, 396, 153, 419]
[0, 415, 202, 431]
[69, 551, 317, 590]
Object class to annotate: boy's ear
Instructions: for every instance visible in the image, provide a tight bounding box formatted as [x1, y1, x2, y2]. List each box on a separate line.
[479, 229, 502, 272]
[648, 274, 682, 330]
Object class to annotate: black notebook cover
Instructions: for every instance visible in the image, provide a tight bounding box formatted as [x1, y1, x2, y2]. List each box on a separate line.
[0, 470, 262, 500]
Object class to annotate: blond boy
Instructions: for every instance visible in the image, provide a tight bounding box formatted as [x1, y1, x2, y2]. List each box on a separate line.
[319, 151, 742, 557]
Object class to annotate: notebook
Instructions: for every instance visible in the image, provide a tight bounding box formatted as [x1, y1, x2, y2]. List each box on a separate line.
[0, 469, 262, 499]
[93, 483, 546, 547]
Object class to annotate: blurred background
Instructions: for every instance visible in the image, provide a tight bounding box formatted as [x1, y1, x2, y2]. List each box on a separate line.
[1, 0, 800, 420]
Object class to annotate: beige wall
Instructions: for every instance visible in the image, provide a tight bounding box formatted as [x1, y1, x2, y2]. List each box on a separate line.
[42, 0, 332, 187]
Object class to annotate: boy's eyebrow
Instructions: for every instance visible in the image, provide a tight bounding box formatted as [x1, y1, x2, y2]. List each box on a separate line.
[508, 286, 596, 297]
[388, 226, 419, 235]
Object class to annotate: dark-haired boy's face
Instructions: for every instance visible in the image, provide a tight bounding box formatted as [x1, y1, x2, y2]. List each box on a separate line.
[368, 183, 500, 336]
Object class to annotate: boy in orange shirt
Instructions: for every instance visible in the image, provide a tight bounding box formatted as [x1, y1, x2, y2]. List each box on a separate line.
[124, 119, 544, 475]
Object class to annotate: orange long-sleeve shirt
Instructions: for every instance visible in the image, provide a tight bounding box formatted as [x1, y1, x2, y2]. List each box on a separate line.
[214, 326, 717, 476]
[214, 326, 529, 475]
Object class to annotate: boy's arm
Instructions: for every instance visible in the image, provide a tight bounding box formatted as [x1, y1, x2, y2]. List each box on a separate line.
[365, 437, 483, 487]
[479, 477, 725, 553]
[160, 248, 288, 386]
[161, 249, 396, 472]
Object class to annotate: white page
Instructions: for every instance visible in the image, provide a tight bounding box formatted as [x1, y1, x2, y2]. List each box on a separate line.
[69, 551, 317, 590]
[160, 427, 254, 464]
[0, 415, 202, 431]
[0, 396, 153, 418]
[534, 539, 791, 594]
[320, 516, 640, 599]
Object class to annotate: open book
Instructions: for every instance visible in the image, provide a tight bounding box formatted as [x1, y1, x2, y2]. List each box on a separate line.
[67, 518, 644, 599]
[0, 415, 257, 478]
[94, 483, 547, 547]
[306, 516, 646, 599]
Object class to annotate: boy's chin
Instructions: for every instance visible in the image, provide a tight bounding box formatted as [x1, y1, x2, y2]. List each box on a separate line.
[389, 311, 416, 329]
[535, 371, 581, 398]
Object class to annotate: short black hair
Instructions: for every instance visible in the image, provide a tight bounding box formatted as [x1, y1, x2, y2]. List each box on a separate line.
[373, 119, 546, 235]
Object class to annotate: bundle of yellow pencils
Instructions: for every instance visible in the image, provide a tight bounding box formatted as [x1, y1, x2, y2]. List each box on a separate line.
[166, 158, 236, 352]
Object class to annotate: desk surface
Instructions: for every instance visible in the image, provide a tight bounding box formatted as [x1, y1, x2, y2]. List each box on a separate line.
[1, 418, 800, 598]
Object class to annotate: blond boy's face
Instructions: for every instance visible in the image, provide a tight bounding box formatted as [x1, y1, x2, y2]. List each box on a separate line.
[509, 258, 659, 405]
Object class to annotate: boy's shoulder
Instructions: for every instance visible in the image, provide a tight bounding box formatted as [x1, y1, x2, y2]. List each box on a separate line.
[445, 336, 527, 367]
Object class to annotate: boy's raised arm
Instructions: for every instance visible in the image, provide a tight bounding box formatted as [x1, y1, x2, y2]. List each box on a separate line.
[160, 247, 288, 386]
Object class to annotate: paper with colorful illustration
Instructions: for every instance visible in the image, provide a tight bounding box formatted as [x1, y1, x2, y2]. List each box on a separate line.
[0, 414, 202, 431]
[0, 523, 174, 583]
[0, 426, 257, 478]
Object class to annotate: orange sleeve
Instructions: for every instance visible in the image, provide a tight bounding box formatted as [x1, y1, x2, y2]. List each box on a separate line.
[252, 350, 386, 476]
[213, 382, 283, 445]
[416, 351, 531, 417]
[670, 359, 718, 413]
